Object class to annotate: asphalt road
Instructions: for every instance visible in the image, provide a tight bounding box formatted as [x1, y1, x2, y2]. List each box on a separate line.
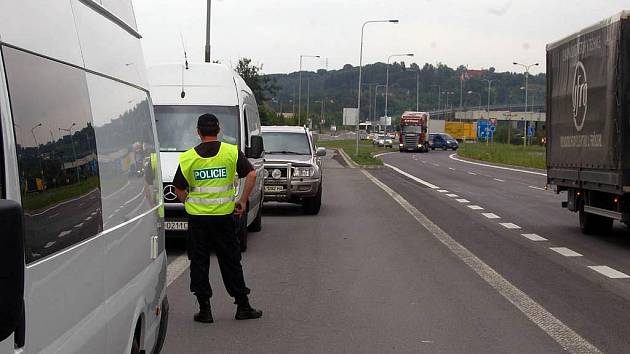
[160, 149, 625, 353]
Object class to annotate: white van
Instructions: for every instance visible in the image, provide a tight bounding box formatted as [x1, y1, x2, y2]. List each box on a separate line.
[148, 63, 264, 251]
[0, 1, 168, 354]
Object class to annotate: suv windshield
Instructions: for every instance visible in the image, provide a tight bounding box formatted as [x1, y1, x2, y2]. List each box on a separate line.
[155, 105, 239, 151]
[441, 134, 455, 140]
[262, 132, 311, 155]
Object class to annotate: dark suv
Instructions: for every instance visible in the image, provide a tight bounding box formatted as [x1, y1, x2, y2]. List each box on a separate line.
[429, 133, 459, 150]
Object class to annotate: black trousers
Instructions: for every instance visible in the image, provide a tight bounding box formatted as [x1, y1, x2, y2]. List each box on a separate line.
[187, 214, 250, 303]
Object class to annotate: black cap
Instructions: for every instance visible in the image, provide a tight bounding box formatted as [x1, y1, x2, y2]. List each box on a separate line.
[197, 113, 220, 128]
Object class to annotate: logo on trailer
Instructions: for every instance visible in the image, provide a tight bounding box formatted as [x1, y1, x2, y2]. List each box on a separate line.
[572, 61, 588, 132]
[163, 184, 177, 201]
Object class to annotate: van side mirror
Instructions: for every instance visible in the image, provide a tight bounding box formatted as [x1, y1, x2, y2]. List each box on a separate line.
[0, 199, 24, 342]
[316, 147, 326, 157]
[247, 135, 264, 159]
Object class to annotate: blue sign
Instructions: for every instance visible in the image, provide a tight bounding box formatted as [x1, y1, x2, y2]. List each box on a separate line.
[477, 120, 493, 141]
[527, 126, 535, 137]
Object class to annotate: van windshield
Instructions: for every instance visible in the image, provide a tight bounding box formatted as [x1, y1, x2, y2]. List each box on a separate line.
[155, 105, 239, 151]
[402, 125, 423, 133]
[261, 132, 312, 155]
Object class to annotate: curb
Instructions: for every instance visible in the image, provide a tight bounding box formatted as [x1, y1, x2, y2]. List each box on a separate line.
[336, 148, 385, 169]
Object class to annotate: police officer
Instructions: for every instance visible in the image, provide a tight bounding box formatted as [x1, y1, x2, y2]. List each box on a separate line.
[173, 113, 262, 323]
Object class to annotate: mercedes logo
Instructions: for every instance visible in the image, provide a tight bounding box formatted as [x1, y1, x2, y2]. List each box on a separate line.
[163, 184, 178, 201]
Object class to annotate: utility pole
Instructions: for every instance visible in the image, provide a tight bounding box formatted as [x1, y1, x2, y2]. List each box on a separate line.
[204, 0, 211, 62]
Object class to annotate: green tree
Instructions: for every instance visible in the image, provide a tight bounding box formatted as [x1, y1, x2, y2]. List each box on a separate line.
[235, 58, 279, 125]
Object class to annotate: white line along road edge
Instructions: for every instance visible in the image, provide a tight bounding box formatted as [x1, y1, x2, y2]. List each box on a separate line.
[384, 163, 440, 189]
[449, 153, 547, 177]
[167, 254, 191, 287]
[360, 169, 601, 354]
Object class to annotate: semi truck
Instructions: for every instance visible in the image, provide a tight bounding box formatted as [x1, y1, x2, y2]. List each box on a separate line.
[399, 111, 429, 152]
[546, 11, 630, 234]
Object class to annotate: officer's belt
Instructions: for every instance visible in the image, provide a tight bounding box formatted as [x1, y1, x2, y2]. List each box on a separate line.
[186, 197, 235, 205]
[190, 185, 234, 193]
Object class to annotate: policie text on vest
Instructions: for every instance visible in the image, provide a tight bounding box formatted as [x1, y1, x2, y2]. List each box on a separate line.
[194, 167, 228, 181]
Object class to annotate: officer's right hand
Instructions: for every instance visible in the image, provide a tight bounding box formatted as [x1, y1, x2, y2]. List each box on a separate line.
[234, 200, 246, 217]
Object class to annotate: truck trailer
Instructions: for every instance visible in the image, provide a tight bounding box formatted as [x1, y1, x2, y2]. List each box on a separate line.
[546, 11, 630, 234]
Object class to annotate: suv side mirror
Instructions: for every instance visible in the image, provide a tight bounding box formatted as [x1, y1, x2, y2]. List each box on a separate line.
[0, 200, 24, 342]
[247, 135, 264, 159]
[316, 147, 326, 157]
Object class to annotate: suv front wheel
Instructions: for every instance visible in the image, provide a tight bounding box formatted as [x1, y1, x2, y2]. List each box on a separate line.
[302, 184, 322, 215]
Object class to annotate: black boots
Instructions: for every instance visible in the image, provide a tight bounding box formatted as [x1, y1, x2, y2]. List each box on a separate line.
[194, 296, 214, 323]
[235, 297, 263, 320]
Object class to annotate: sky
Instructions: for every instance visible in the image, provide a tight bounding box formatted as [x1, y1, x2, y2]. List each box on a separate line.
[132, 0, 629, 75]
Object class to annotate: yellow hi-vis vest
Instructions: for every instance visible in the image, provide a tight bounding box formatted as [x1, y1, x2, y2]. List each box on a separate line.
[179, 143, 238, 215]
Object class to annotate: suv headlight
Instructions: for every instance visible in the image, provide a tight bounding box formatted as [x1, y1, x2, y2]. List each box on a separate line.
[293, 166, 314, 177]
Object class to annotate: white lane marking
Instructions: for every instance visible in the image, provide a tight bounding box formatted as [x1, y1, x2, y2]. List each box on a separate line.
[124, 191, 144, 206]
[500, 223, 521, 229]
[482, 213, 501, 219]
[44, 241, 56, 249]
[85, 216, 92, 221]
[74, 223, 84, 228]
[456, 199, 470, 204]
[421, 161, 427, 164]
[48, 213, 60, 219]
[528, 186, 546, 191]
[550, 247, 583, 257]
[91, 211, 97, 216]
[432, 163, 440, 167]
[385, 164, 440, 189]
[446, 194, 459, 198]
[449, 167, 456, 171]
[521, 234, 547, 241]
[494, 178, 506, 182]
[588, 266, 630, 279]
[373, 152, 397, 158]
[449, 154, 547, 176]
[361, 169, 601, 354]
[24, 189, 100, 217]
[58, 230, 72, 238]
[468, 172, 477, 175]
[103, 180, 131, 200]
[468, 205, 484, 210]
[437, 190, 449, 193]
[167, 254, 191, 286]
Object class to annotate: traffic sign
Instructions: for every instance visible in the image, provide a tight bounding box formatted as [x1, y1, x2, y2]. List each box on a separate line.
[527, 126, 535, 137]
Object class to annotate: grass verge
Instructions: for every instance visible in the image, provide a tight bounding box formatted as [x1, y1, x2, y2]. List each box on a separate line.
[319, 139, 394, 166]
[458, 143, 546, 169]
[22, 176, 100, 212]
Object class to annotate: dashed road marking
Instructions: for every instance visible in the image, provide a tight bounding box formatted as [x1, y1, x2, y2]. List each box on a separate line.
[482, 213, 501, 219]
[74, 223, 84, 228]
[361, 169, 601, 354]
[385, 164, 440, 189]
[588, 266, 630, 279]
[44, 241, 56, 249]
[432, 163, 440, 167]
[85, 216, 92, 221]
[550, 247, 583, 257]
[437, 190, 449, 193]
[468, 172, 477, 175]
[456, 199, 470, 203]
[446, 194, 459, 198]
[449, 167, 456, 171]
[521, 234, 547, 242]
[468, 205, 484, 210]
[494, 178, 505, 182]
[528, 186, 546, 191]
[58, 230, 72, 238]
[167, 254, 191, 286]
[500, 223, 521, 229]
[48, 213, 60, 219]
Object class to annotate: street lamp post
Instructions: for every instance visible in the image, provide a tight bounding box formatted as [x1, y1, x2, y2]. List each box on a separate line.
[467, 91, 482, 109]
[60, 123, 78, 182]
[356, 19, 399, 156]
[482, 79, 495, 120]
[513, 62, 539, 148]
[385, 53, 414, 118]
[374, 84, 386, 122]
[31, 123, 43, 179]
[306, 79, 311, 128]
[298, 55, 320, 126]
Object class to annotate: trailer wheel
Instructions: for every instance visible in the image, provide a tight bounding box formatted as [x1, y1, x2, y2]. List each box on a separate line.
[579, 208, 613, 235]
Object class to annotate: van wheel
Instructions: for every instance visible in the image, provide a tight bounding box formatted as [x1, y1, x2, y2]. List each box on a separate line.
[247, 203, 262, 232]
[579, 208, 613, 235]
[131, 320, 141, 354]
[303, 185, 322, 215]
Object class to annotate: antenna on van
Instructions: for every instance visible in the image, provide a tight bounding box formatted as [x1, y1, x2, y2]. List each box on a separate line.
[180, 32, 188, 99]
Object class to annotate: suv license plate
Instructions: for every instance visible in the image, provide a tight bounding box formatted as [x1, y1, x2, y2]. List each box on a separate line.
[265, 186, 284, 192]
[165, 221, 188, 231]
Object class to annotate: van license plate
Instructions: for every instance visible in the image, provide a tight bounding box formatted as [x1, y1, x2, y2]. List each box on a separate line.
[265, 186, 284, 192]
[165, 221, 188, 231]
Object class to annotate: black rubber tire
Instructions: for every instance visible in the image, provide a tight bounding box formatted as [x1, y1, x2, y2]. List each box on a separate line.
[579, 208, 613, 235]
[247, 203, 262, 232]
[442, 146, 448, 151]
[302, 185, 322, 215]
[131, 322, 141, 354]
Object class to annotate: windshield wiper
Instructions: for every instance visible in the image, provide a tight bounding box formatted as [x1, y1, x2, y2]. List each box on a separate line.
[266, 151, 308, 155]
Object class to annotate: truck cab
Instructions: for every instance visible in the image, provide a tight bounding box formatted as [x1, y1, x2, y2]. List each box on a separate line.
[399, 111, 430, 152]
